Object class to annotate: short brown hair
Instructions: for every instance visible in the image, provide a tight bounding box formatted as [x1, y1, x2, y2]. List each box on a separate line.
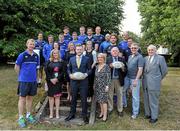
[110, 33, 118, 39]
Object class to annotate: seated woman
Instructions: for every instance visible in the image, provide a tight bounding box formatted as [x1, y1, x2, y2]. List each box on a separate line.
[45, 49, 66, 119]
[94, 53, 111, 122]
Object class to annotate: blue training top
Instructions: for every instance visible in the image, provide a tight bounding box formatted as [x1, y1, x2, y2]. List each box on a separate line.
[43, 43, 53, 62]
[78, 34, 87, 44]
[118, 40, 128, 50]
[16, 50, 39, 82]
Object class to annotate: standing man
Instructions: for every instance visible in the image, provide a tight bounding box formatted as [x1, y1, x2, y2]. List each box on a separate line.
[142, 45, 168, 123]
[99, 33, 111, 53]
[93, 26, 105, 51]
[78, 26, 87, 44]
[118, 31, 129, 51]
[58, 33, 69, 60]
[84, 27, 96, 48]
[15, 39, 39, 128]
[35, 32, 46, 85]
[65, 45, 91, 124]
[104, 33, 122, 57]
[123, 43, 144, 119]
[124, 37, 142, 62]
[107, 47, 127, 117]
[78, 26, 87, 50]
[70, 31, 83, 46]
[43, 35, 53, 62]
[63, 26, 72, 44]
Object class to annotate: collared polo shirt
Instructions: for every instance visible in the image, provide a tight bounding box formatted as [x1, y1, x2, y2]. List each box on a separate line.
[93, 34, 105, 45]
[78, 34, 87, 44]
[118, 40, 128, 50]
[127, 53, 144, 79]
[16, 50, 39, 82]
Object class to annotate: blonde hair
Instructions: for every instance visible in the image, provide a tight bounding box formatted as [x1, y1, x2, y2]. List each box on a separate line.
[49, 49, 61, 62]
[26, 39, 35, 45]
[85, 41, 93, 50]
[97, 53, 106, 63]
[68, 42, 75, 51]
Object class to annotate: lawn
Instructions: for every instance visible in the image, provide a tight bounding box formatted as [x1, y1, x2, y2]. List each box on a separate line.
[0, 65, 180, 130]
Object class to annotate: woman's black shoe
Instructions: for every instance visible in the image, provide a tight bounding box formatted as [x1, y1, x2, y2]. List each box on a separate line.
[97, 115, 103, 119]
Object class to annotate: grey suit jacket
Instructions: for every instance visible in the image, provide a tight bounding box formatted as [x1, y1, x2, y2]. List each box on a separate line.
[142, 54, 168, 91]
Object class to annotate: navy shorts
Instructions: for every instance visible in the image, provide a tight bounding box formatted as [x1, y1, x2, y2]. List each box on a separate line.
[17, 82, 37, 97]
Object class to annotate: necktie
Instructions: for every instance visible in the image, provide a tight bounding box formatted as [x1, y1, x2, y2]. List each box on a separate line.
[77, 56, 81, 68]
[114, 57, 119, 77]
[148, 56, 152, 64]
[146, 56, 152, 72]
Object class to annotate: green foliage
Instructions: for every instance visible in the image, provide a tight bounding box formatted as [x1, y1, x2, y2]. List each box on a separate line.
[0, 0, 124, 59]
[137, 0, 180, 55]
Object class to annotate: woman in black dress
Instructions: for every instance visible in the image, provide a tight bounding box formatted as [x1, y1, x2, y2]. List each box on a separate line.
[83, 40, 97, 102]
[64, 42, 76, 100]
[45, 49, 66, 118]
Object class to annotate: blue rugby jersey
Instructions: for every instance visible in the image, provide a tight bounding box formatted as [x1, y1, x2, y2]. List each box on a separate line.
[43, 43, 53, 62]
[58, 40, 69, 60]
[118, 40, 128, 50]
[16, 51, 39, 82]
[84, 36, 96, 47]
[93, 34, 105, 46]
[78, 34, 87, 44]
[70, 39, 83, 46]
[64, 33, 72, 44]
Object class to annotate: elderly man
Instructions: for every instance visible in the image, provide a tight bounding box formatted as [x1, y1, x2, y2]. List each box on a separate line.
[142, 44, 168, 123]
[107, 47, 127, 117]
[123, 43, 144, 119]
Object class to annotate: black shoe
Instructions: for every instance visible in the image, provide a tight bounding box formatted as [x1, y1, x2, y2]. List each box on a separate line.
[97, 115, 103, 119]
[83, 116, 89, 124]
[145, 115, 151, 119]
[149, 119, 158, 123]
[65, 114, 75, 121]
[118, 112, 123, 117]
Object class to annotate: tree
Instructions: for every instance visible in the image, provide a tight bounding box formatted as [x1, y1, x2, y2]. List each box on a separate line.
[0, 0, 124, 59]
[137, 0, 180, 62]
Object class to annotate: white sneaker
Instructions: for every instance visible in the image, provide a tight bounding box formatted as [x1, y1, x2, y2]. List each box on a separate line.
[131, 115, 137, 119]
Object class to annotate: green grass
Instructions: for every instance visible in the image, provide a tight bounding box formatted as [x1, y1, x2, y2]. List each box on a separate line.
[0, 65, 180, 130]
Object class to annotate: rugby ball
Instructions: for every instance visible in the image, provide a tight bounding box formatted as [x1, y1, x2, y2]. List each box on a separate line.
[112, 61, 124, 69]
[72, 72, 86, 80]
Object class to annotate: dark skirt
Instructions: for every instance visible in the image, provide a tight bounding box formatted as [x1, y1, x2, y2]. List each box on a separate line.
[47, 81, 62, 97]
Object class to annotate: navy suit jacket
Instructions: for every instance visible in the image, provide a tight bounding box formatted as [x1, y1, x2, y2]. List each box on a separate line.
[106, 56, 127, 86]
[68, 55, 92, 82]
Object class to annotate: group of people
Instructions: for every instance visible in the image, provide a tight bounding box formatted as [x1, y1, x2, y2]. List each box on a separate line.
[14, 26, 168, 128]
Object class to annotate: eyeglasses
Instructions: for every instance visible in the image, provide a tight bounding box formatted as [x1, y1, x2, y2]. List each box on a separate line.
[131, 47, 137, 49]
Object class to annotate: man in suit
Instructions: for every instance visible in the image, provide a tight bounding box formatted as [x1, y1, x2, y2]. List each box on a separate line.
[65, 44, 91, 124]
[106, 47, 127, 117]
[142, 44, 168, 123]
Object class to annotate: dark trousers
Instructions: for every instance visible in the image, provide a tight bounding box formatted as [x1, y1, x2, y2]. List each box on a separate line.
[70, 79, 88, 117]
